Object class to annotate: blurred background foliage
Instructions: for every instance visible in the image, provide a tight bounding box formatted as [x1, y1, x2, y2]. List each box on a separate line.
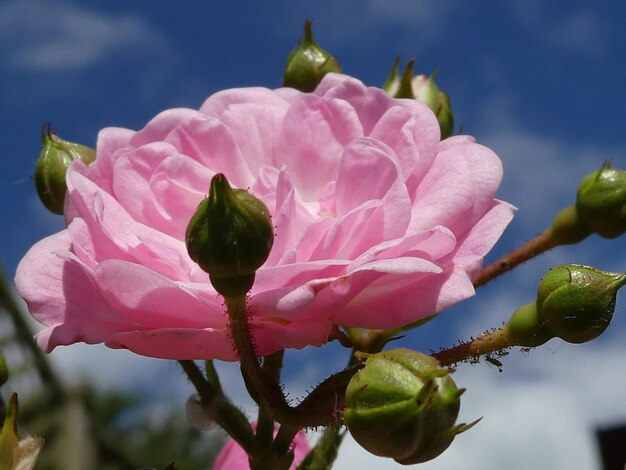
[0, 265, 225, 470]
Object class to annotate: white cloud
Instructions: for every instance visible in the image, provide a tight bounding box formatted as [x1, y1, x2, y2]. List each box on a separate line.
[334, 335, 626, 469]
[0, 0, 169, 71]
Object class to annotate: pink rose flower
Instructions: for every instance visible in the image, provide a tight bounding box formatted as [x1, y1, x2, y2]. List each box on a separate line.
[212, 427, 310, 470]
[16, 74, 514, 360]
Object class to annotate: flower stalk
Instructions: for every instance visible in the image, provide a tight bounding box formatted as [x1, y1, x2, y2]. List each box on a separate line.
[178, 359, 255, 453]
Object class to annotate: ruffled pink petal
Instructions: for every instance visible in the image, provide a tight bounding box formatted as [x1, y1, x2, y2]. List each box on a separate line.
[263, 169, 318, 267]
[164, 114, 255, 187]
[149, 155, 212, 239]
[251, 260, 349, 319]
[15, 232, 138, 352]
[106, 328, 235, 361]
[408, 138, 504, 238]
[452, 200, 516, 277]
[370, 103, 439, 184]
[251, 316, 333, 355]
[278, 93, 363, 200]
[94, 260, 225, 329]
[130, 108, 201, 147]
[315, 74, 400, 135]
[332, 265, 475, 328]
[213, 425, 309, 470]
[67, 169, 192, 280]
[199, 87, 292, 171]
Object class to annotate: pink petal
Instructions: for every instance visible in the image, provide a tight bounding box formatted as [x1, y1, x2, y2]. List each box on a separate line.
[278, 93, 362, 200]
[94, 260, 225, 329]
[15, 232, 137, 352]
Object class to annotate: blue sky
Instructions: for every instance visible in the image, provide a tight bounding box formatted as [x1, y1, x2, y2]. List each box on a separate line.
[2, 1, 626, 469]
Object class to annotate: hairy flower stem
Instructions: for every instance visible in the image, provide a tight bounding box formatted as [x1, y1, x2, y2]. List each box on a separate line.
[178, 360, 255, 453]
[255, 353, 283, 457]
[431, 328, 513, 368]
[474, 205, 594, 288]
[225, 296, 355, 429]
[473, 229, 560, 288]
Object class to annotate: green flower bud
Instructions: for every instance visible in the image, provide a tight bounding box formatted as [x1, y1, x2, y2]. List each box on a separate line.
[185, 174, 274, 298]
[537, 264, 626, 344]
[385, 59, 454, 139]
[283, 19, 342, 92]
[35, 123, 96, 215]
[0, 352, 8, 387]
[504, 302, 555, 347]
[0, 394, 44, 470]
[344, 349, 475, 465]
[576, 163, 626, 239]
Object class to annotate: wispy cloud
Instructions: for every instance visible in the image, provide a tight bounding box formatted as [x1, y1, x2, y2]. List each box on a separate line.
[278, 0, 453, 46]
[0, 0, 169, 71]
[549, 10, 609, 59]
[505, 2, 609, 60]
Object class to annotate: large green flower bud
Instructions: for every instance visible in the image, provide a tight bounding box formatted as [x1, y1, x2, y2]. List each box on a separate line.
[576, 164, 626, 239]
[537, 264, 626, 344]
[185, 174, 274, 298]
[35, 124, 96, 214]
[344, 349, 474, 465]
[283, 19, 342, 92]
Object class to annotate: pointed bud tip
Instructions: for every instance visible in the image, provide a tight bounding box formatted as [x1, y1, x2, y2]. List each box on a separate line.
[385, 62, 454, 138]
[283, 20, 342, 92]
[35, 124, 95, 215]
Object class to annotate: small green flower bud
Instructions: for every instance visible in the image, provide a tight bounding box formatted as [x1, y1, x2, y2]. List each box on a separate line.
[35, 123, 96, 215]
[185, 174, 274, 298]
[283, 19, 342, 92]
[0, 394, 19, 468]
[576, 164, 626, 239]
[504, 302, 555, 347]
[382, 55, 401, 94]
[0, 352, 8, 387]
[0, 394, 44, 470]
[384, 59, 454, 139]
[344, 349, 475, 465]
[537, 264, 626, 344]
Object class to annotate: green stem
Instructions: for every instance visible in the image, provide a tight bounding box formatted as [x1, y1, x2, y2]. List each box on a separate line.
[298, 426, 345, 470]
[273, 424, 299, 456]
[178, 360, 255, 453]
[255, 353, 284, 456]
